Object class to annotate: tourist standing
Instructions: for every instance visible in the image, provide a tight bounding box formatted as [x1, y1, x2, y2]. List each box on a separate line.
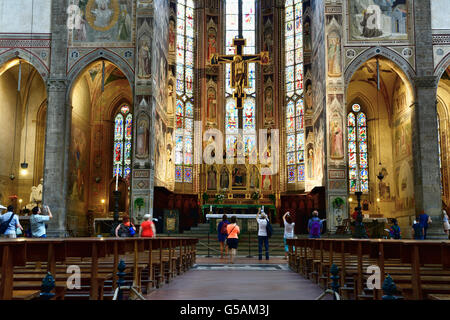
[0, 205, 23, 239]
[443, 210, 450, 238]
[115, 216, 137, 237]
[389, 218, 401, 239]
[308, 210, 322, 239]
[217, 214, 229, 259]
[418, 210, 432, 239]
[139, 214, 156, 238]
[283, 211, 295, 259]
[226, 216, 240, 264]
[412, 218, 424, 240]
[256, 208, 270, 260]
[30, 206, 52, 238]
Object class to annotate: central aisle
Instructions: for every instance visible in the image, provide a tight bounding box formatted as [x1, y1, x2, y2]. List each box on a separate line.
[145, 257, 328, 300]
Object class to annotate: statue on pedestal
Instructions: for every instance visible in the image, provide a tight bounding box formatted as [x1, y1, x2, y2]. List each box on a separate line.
[26, 179, 43, 210]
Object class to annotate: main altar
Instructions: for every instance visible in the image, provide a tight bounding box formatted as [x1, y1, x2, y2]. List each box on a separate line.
[202, 204, 276, 233]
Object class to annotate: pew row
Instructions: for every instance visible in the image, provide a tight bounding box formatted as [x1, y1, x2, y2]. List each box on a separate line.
[0, 237, 198, 300]
[287, 238, 450, 300]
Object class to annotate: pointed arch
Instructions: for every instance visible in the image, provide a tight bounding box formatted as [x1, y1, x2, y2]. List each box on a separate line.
[0, 49, 49, 80]
[344, 47, 415, 89]
[66, 49, 134, 98]
[435, 52, 450, 80]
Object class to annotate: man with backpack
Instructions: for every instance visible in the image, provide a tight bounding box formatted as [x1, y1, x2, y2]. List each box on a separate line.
[115, 216, 136, 237]
[0, 205, 23, 239]
[308, 210, 322, 239]
[256, 208, 271, 260]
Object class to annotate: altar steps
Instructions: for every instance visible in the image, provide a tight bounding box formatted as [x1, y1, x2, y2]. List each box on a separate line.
[166, 223, 288, 256]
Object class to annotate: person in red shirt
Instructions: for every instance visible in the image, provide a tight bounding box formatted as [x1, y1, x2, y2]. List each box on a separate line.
[352, 208, 359, 221]
[139, 214, 156, 238]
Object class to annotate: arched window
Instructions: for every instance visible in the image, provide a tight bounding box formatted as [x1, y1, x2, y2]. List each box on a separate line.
[347, 104, 368, 193]
[175, 0, 195, 183]
[225, 0, 256, 159]
[285, 0, 304, 183]
[113, 104, 132, 180]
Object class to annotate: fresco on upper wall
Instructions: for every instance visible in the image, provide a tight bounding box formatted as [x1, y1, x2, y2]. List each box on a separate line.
[348, 0, 408, 41]
[393, 110, 414, 211]
[71, 0, 133, 45]
[310, 0, 326, 187]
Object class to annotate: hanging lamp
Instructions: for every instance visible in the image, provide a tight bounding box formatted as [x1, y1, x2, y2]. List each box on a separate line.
[376, 56, 384, 182]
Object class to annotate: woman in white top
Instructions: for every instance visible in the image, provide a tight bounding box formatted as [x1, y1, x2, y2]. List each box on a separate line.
[256, 208, 269, 260]
[283, 212, 295, 259]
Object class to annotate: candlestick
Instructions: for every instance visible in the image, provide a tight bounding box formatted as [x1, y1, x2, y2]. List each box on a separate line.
[115, 164, 119, 191]
[262, 206, 264, 212]
[210, 205, 212, 213]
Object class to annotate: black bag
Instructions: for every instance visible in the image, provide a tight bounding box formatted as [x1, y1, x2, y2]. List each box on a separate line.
[266, 219, 273, 238]
[0, 213, 15, 235]
[118, 224, 130, 237]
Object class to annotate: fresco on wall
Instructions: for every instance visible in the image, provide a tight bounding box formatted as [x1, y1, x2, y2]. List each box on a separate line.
[348, 0, 408, 41]
[71, 0, 133, 44]
[310, 0, 326, 187]
[314, 116, 325, 185]
[326, 15, 342, 77]
[69, 124, 89, 203]
[395, 159, 414, 211]
[137, 18, 153, 80]
[166, 128, 175, 185]
[154, 112, 168, 186]
[394, 112, 412, 161]
[153, 43, 168, 111]
[393, 110, 414, 211]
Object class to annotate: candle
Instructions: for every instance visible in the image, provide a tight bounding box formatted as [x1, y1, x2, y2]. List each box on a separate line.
[262, 206, 264, 212]
[210, 205, 212, 212]
[115, 164, 119, 191]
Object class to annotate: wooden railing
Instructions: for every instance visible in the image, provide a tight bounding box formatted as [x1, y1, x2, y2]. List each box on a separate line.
[287, 238, 450, 300]
[0, 237, 198, 300]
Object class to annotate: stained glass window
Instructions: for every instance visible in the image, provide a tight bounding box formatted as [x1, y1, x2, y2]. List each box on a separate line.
[347, 104, 368, 193]
[285, 0, 304, 183]
[113, 104, 132, 180]
[175, 0, 195, 183]
[225, 0, 257, 160]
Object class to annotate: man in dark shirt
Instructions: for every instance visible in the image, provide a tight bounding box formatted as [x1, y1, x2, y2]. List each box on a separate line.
[418, 211, 432, 239]
[412, 219, 424, 240]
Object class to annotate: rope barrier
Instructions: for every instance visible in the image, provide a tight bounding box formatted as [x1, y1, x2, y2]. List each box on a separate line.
[315, 289, 340, 300]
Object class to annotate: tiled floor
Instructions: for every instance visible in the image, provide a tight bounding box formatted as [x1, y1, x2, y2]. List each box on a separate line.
[145, 256, 329, 300]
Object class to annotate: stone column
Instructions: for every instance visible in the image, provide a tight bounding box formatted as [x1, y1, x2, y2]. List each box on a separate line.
[412, 0, 446, 239]
[43, 0, 69, 237]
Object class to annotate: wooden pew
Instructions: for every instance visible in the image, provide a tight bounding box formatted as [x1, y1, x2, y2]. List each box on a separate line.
[0, 237, 199, 300]
[287, 238, 450, 300]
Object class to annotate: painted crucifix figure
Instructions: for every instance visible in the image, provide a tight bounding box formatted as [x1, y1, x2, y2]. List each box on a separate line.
[209, 0, 268, 110]
[210, 38, 269, 110]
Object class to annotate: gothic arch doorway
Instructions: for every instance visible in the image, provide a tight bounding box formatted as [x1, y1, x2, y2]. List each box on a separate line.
[0, 58, 47, 211]
[437, 66, 450, 209]
[67, 59, 133, 236]
[346, 56, 415, 235]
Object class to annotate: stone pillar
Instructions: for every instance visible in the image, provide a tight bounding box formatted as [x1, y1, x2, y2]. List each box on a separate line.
[43, 0, 69, 237]
[131, 0, 169, 224]
[412, 0, 446, 239]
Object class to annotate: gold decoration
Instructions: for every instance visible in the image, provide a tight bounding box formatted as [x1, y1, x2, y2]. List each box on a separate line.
[86, 0, 120, 32]
[166, 217, 176, 232]
[210, 38, 269, 109]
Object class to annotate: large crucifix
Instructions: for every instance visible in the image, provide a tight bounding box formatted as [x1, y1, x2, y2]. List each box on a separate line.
[209, 1, 269, 110]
